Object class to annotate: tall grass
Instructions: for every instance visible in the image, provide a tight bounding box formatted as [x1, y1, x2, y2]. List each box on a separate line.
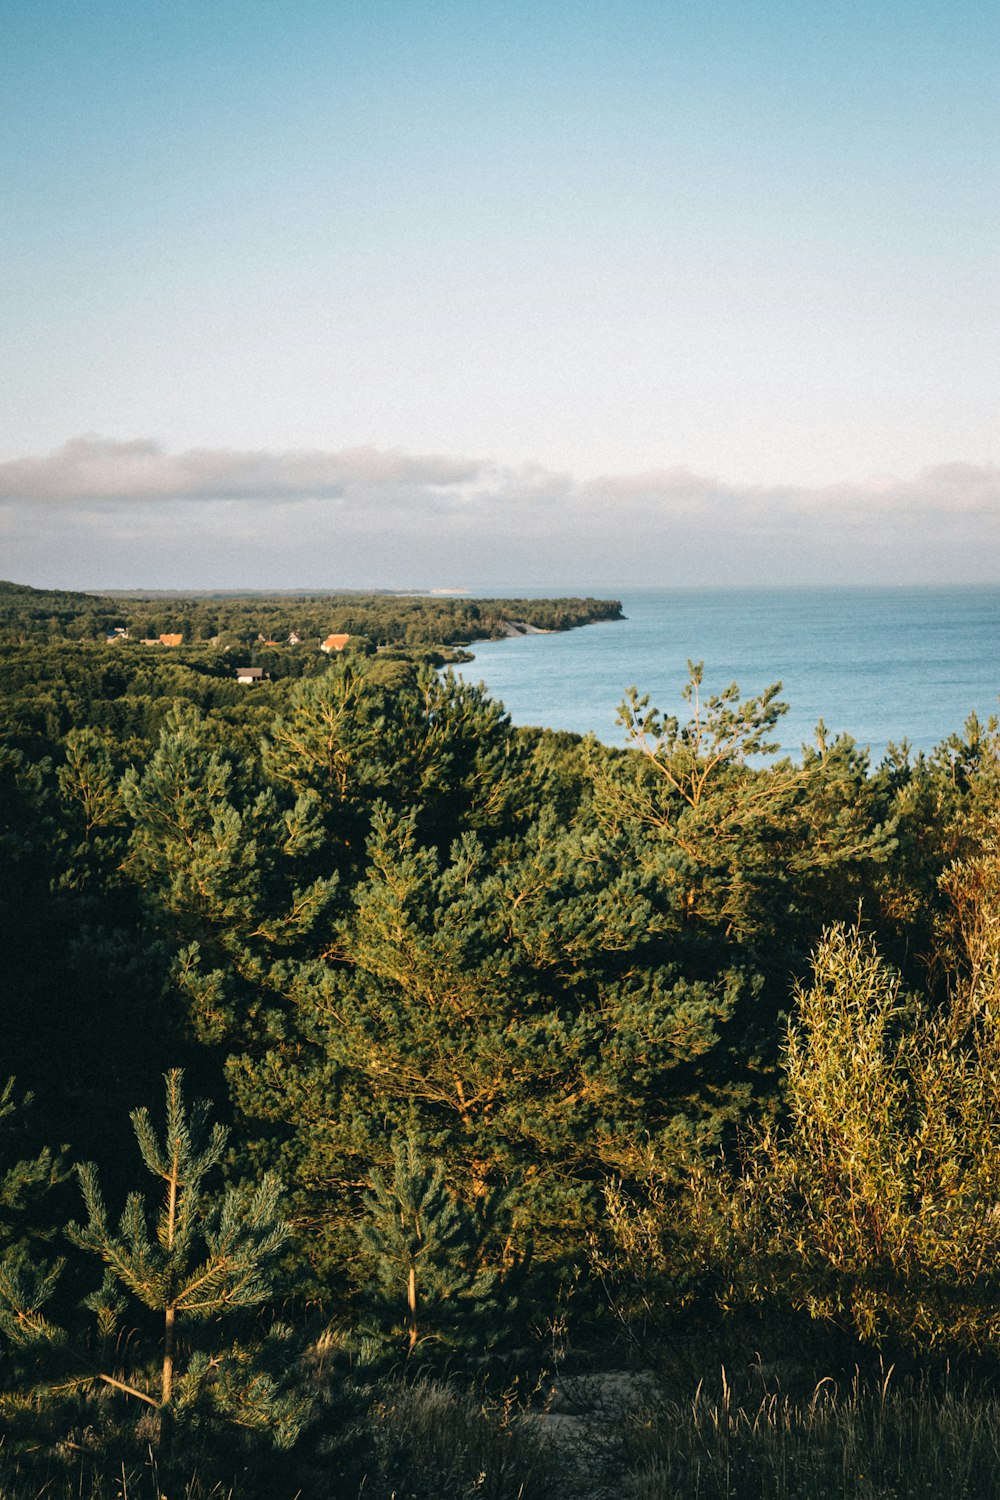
[622, 1368, 1000, 1500]
[8, 1367, 1000, 1500]
[364, 1376, 568, 1500]
[0, 1448, 235, 1500]
[0, 1376, 566, 1500]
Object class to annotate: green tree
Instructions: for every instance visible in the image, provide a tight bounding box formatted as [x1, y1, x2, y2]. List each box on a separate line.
[589, 664, 898, 1098]
[227, 801, 747, 1289]
[120, 703, 337, 1049]
[0, 1077, 67, 1382]
[66, 1069, 301, 1459]
[262, 659, 525, 865]
[357, 1132, 525, 1363]
[597, 663, 894, 950]
[873, 712, 1000, 989]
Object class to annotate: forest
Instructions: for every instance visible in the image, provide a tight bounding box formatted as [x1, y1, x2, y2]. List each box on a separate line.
[3, 579, 1000, 1498]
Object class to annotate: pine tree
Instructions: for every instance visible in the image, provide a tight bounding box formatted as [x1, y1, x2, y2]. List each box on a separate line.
[227, 795, 749, 1289]
[120, 703, 337, 1050]
[600, 660, 895, 951]
[66, 1069, 300, 1461]
[357, 1132, 525, 1364]
[592, 661, 898, 1082]
[261, 659, 525, 863]
[0, 1076, 67, 1366]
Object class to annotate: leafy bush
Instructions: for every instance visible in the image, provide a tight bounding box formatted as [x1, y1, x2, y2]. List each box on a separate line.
[736, 897, 1000, 1351]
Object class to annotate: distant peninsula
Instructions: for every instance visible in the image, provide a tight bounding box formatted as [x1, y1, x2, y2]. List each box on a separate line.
[0, 579, 623, 656]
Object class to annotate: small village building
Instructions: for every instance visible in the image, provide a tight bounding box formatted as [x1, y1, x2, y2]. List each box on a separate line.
[159, 633, 183, 647]
[235, 666, 266, 685]
[320, 633, 351, 653]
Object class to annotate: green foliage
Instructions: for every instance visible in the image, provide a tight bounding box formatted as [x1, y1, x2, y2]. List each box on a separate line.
[55, 1070, 304, 1458]
[0, 1080, 63, 1241]
[357, 1133, 526, 1363]
[0, 1078, 67, 1364]
[121, 704, 337, 1048]
[0, 740, 177, 1165]
[71, 1070, 286, 1325]
[736, 899, 1000, 1351]
[6, 581, 1000, 1430]
[617, 659, 787, 806]
[0, 579, 122, 643]
[226, 796, 748, 1291]
[598, 662, 896, 955]
[262, 659, 526, 860]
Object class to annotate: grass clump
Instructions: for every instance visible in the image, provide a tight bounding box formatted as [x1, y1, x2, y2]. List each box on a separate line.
[363, 1375, 568, 1500]
[621, 1367, 1000, 1500]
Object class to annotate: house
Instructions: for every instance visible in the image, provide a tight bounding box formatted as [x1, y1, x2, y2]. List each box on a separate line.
[235, 666, 266, 685]
[287, 632, 302, 645]
[320, 633, 351, 653]
[105, 627, 129, 643]
[159, 633, 183, 647]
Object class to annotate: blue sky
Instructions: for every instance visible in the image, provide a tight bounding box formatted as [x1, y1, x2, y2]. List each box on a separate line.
[3, 0, 999, 588]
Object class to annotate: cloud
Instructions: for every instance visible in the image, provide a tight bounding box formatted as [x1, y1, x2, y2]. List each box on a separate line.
[2, 437, 999, 588]
[3, 437, 999, 532]
[882, 462, 1000, 513]
[578, 462, 1000, 523]
[582, 466, 726, 503]
[0, 436, 483, 504]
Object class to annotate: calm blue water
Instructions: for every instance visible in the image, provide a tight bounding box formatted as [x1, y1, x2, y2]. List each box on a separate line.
[455, 587, 1000, 761]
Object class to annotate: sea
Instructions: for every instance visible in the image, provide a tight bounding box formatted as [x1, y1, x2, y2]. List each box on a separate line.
[453, 586, 1000, 762]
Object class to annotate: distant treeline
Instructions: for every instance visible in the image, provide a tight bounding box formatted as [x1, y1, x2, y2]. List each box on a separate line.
[0, 578, 623, 649]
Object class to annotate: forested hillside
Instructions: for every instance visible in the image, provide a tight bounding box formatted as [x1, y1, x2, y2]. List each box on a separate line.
[2, 595, 1000, 1498]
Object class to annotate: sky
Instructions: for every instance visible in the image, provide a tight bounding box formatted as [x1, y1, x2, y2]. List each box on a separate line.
[2, 0, 999, 590]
